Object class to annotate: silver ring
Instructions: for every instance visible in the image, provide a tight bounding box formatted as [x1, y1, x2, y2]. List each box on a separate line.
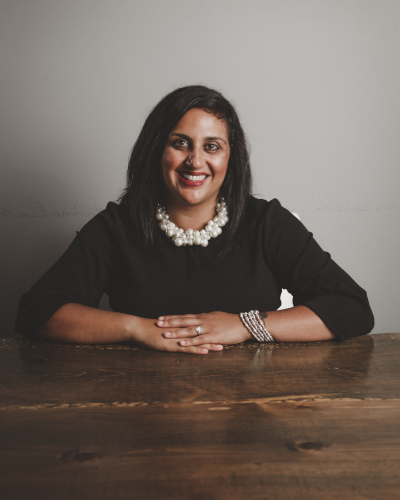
[194, 326, 202, 335]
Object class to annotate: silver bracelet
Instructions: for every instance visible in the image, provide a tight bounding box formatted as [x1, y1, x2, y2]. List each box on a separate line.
[239, 310, 274, 343]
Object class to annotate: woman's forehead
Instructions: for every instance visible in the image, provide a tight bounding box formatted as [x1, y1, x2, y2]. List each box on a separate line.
[170, 108, 228, 139]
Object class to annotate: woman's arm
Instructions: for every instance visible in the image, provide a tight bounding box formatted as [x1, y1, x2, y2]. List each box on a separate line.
[261, 201, 374, 340]
[39, 303, 138, 344]
[260, 306, 336, 342]
[39, 303, 224, 354]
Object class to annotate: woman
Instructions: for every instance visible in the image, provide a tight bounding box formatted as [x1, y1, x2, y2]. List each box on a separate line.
[16, 85, 374, 353]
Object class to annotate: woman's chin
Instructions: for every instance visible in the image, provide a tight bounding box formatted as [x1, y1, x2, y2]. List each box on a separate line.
[178, 190, 217, 207]
[165, 182, 220, 208]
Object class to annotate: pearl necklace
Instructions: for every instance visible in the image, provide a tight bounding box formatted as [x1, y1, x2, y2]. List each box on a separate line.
[156, 199, 228, 247]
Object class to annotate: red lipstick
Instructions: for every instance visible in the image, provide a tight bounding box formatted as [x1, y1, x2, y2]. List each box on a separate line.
[177, 171, 209, 187]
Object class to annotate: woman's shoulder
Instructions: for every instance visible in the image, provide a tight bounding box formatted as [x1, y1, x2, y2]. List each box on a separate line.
[248, 196, 309, 242]
[77, 201, 130, 244]
[249, 196, 285, 209]
[249, 196, 295, 221]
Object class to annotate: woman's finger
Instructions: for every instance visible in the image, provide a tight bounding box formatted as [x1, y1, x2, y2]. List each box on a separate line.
[159, 314, 197, 321]
[196, 343, 224, 351]
[178, 346, 209, 354]
[179, 334, 220, 347]
[163, 327, 202, 339]
[177, 344, 223, 354]
[158, 316, 200, 327]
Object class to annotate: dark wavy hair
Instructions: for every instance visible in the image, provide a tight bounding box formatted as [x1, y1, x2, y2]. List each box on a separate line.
[119, 85, 253, 257]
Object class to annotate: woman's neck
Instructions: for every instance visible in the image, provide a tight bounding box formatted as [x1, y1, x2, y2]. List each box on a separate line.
[165, 199, 218, 231]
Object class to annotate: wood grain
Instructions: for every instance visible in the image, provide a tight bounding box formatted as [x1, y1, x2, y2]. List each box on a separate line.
[1, 334, 399, 499]
[1, 400, 399, 500]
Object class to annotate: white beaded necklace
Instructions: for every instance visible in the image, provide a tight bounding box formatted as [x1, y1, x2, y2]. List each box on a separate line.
[156, 199, 228, 247]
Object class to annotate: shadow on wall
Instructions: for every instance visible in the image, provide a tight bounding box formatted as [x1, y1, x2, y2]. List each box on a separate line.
[0, 157, 105, 339]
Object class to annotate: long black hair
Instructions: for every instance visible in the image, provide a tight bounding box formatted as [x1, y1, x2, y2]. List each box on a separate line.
[119, 85, 253, 257]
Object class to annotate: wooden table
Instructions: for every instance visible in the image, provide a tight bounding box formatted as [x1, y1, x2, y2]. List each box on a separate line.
[1, 333, 399, 499]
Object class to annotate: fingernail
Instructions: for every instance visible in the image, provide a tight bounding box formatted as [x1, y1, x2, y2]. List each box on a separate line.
[201, 349, 208, 354]
[158, 316, 165, 320]
[158, 320, 164, 325]
[165, 332, 171, 337]
[180, 341, 186, 345]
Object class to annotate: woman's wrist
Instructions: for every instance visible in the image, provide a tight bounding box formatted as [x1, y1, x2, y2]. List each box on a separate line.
[122, 314, 145, 343]
[239, 310, 274, 343]
[238, 315, 253, 341]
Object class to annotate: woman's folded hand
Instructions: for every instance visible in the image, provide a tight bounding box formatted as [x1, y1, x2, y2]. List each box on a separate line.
[133, 317, 226, 354]
[156, 311, 252, 348]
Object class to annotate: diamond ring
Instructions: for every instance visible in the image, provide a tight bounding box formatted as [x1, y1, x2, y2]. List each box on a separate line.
[194, 326, 202, 335]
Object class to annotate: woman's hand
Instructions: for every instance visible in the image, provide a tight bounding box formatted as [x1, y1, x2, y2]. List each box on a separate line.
[133, 317, 225, 354]
[156, 311, 252, 347]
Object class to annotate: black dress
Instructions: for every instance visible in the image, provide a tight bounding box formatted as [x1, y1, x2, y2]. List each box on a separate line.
[15, 197, 374, 341]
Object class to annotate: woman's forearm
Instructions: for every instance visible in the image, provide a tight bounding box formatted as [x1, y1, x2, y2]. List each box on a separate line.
[39, 303, 139, 344]
[262, 305, 336, 342]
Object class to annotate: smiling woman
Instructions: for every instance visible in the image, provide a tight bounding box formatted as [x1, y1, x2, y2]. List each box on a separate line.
[162, 108, 230, 210]
[15, 85, 374, 353]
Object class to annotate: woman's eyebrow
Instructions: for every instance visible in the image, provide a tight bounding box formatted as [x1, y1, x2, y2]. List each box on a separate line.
[169, 133, 227, 144]
[169, 133, 191, 140]
[206, 136, 227, 144]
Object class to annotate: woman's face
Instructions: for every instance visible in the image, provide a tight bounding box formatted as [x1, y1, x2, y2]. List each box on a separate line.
[161, 108, 230, 207]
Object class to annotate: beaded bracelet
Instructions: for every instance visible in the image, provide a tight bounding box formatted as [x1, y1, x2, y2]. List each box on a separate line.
[239, 310, 274, 343]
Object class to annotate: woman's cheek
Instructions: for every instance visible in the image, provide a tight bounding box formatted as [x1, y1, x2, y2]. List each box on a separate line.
[162, 149, 182, 176]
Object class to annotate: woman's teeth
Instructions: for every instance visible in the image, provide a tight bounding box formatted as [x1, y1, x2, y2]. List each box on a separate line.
[181, 173, 207, 181]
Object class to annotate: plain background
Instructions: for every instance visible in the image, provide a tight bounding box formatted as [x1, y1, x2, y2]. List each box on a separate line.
[1, 0, 399, 337]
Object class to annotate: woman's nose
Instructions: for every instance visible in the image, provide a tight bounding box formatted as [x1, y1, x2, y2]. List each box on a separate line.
[186, 150, 203, 168]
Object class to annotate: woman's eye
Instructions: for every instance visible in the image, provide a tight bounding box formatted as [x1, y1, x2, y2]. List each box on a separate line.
[173, 139, 189, 149]
[205, 143, 220, 151]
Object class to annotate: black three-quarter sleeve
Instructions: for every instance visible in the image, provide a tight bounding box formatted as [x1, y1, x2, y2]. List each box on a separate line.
[260, 199, 374, 340]
[15, 203, 120, 340]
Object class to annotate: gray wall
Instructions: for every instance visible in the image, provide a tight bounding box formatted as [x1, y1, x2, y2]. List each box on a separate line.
[1, 0, 399, 336]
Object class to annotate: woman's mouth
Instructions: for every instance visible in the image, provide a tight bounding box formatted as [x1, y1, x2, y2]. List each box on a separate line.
[178, 171, 209, 187]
